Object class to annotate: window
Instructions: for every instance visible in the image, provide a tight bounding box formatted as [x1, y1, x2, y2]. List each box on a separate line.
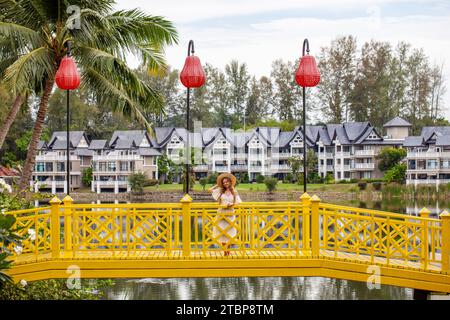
[363, 171, 372, 179]
[36, 162, 45, 172]
[57, 162, 65, 172]
[120, 162, 129, 171]
[45, 163, 53, 172]
[108, 162, 116, 172]
[427, 160, 438, 169]
[367, 131, 380, 140]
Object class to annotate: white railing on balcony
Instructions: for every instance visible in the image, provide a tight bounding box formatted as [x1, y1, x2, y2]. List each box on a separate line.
[326, 165, 334, 171]
[270, 153, 292, 159]
[94, 180, 129, 186]
[93, 154, 141, 161]
[353, 163, 375, 169]
[230, 165, 247, 171]
[36, 155, 79, 161]
[232, 153, 247, 159]
[408, 151, 450, 159]
[212, 154, 229, 160]
[335, 152, 351, 157]
[193, 165, 209, 171]
[354, 150, 375, 156]
[406, 179, 450, 185]
[271, 165, 291, 171]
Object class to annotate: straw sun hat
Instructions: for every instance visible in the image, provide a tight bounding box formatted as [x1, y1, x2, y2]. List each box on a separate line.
[216, 173, 237, 188]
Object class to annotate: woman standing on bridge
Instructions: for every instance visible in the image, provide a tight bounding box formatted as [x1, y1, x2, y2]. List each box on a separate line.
[208, 173, 242, 256]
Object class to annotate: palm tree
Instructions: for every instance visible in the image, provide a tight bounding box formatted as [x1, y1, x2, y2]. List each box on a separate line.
[0, 0, 178, 191]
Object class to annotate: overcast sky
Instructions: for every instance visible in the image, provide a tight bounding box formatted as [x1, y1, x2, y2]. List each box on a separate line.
[116, 0, 450, 120]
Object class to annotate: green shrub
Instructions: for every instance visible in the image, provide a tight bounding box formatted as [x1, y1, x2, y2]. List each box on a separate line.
[256, 174, 265, 184]
[383, 163, 407, 184]
[285, 173, 293, 183]
[207, 172, 219, 184]
[240, 173, 249, 184]
[128, 172, 147, 192]
[144, 178, 159, 187]
[264, 177, 278, 193]
[357, 181, 367, 190]
[81, 167, 93, 187]
[350, 178, 359, 183]
[325, 173, 334, 184]
[372, 181, 383, 191]
[0, 279, 114, 300]
[199, 177, 208, 190]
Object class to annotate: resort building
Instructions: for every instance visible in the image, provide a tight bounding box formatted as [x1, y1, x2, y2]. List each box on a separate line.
[404, 126, 450, 186]
[91, 131, 160, 193]
[32, 131, 91, 194]
[31, 116, 415, 193]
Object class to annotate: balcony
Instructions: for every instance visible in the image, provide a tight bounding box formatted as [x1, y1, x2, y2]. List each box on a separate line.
[270, 164, 291, 172]
[326, 165, 334, 171]
[335, 152, 351, 157]
[406, 179, 450, 185]
[354, 150, 375, 157]
[93, 154, 141, 161]
[94, 180, 129, 186]
[212, 154, 229, 161]
[319, 152, 334, 158]
[271, 153, 292, 159]
[36, 155, 78, 161]
[353, 163, 375, 170]
[408, 151, 450, 159]
[248, 153, 264, 160]
[230, 165, 247, 171]
[193, 165, 209, 172]
[214, 165, 229, 173]
[233, 153, 247, 160]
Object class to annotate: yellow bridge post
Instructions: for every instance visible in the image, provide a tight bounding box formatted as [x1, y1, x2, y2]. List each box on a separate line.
[49, 196, 62, 260]
[181, 194, 193, 257]
[440, 210, 450, 273]
[62, 195, 73, 256]
[310, 195, 321, 258]
[419, 207, 430, 269]
[300, 193, 311, 251]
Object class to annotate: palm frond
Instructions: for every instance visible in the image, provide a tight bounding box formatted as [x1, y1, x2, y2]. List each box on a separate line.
[3, 46, 54, 93]
[0, 22, 45, 50]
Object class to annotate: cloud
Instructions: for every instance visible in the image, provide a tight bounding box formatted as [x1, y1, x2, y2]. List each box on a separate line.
[118, 0, 450, 119]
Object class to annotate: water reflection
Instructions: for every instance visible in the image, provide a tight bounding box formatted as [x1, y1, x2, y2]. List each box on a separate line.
[101, 277, 412, 300]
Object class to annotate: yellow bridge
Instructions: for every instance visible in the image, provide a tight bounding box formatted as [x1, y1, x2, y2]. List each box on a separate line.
[5, 193, 450, 293]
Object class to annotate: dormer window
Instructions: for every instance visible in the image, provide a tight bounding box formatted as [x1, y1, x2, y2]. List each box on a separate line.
[367, 131, 380, 140]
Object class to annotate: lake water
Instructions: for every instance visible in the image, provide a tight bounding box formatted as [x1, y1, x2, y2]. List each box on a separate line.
[92, 196, 445, 300]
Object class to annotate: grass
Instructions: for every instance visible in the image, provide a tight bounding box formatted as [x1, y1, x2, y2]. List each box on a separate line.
[143, 182, 358, 193]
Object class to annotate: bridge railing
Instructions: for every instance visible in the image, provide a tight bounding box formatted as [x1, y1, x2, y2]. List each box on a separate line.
[6, 193, 450, 272]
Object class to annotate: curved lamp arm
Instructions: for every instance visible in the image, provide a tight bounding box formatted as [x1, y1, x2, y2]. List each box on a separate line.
[302, 39, 310, 56]
[188, 40, 195, 56]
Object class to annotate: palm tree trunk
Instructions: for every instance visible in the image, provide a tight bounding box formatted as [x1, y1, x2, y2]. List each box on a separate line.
[0, 94, 24, 150]
[19, 78, 54, 193]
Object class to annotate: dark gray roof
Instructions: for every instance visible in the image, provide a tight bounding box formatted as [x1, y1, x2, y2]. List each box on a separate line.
[421, 127, 450, 142]
[138, 148, 161, 156]
[344, 122, 370, 142]
[114, 139, 135, 150]
[37, 141, 47, 150]
[89, 140, 108, 150]
[49, 131, 86, 149]
[75, 148, 93, 156]
[110, 130, 151, 148]
[383, 117, 412, 128]
[51, 140, 71, 150]
[403, 136, 424, 147]
[436, 136, 450, 147]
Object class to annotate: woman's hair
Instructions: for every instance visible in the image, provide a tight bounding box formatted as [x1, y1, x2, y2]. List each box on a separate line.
[218, 177, 236, 204]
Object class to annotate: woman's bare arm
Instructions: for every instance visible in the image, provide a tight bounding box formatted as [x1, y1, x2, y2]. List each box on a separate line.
[208, 184, 219, 192]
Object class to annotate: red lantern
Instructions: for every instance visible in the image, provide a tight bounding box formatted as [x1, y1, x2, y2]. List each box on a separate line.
[55, 56, 81, 90]
[180, 55, 206, 88]
[295, 55, 320, 87]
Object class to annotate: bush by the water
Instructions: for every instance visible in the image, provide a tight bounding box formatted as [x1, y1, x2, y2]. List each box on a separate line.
[264, 177, 278, 193]
[256, 174, 265, 184]
[372, 182, 383, 191]
[357, 181, 367, 190]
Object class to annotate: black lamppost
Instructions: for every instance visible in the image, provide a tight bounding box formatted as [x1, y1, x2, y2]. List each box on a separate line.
[55, 42, 80, 195]
[180, 40, 206, 194]
[295, 39, 321, 193]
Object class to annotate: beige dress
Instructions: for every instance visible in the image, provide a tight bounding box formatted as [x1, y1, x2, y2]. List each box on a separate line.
[211, 188, 242, 243]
